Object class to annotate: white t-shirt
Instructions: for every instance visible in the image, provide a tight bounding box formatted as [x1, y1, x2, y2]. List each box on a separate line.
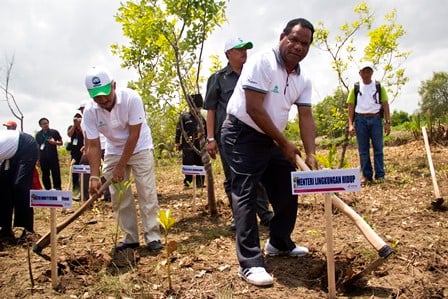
[82, 88, 154, 155]
[355, 82, 382, 114]
[226, 47, 312, 133]
[0, 130, 19, 162]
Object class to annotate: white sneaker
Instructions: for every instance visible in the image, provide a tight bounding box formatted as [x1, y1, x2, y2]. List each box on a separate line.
[238, 266, 273, 286]
[264, 239, 309, 257]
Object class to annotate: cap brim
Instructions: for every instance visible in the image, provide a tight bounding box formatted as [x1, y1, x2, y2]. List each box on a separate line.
[88, 83, 112, 98]
[233, 42, 253, 50]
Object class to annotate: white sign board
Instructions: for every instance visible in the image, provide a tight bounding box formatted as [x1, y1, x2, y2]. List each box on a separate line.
[182, 165, 206, 175]
[30, 190, 73, 209]
[72, 164, 91, 174]
[291, 168, 361, 195]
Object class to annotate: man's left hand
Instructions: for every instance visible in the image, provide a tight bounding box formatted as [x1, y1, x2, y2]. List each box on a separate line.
[384, 123, 391, 136]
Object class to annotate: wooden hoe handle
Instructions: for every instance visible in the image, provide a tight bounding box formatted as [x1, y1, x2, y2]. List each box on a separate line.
[33, 179, 112, 254]
[296, 155, 387, 251]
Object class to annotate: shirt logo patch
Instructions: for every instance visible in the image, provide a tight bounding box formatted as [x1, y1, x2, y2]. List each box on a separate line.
[98, 121, 106, 128]
[272, 85, 280, 93]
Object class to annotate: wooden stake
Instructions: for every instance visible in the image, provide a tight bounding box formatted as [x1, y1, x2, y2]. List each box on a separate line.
[50, 209, 58, 289]
[80, 173, 84, 201]
[324, 193, 336, 298]
[422, 126, 441, 198]
[192, 174, 197, 211]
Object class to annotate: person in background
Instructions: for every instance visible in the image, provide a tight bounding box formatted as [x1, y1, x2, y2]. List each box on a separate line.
[3, 119, 17, 130]
[78, 100, 110, 201]
[82, 66, 162, 252]
[0, 130, 39, 244]
[204, 37, 273, 230]
[175, 94, 206, 188]
[221, 18, 317, 286]
[347, 62, 391, 185]
[67, 112, 84, 196]
[35, 118, 63, 190]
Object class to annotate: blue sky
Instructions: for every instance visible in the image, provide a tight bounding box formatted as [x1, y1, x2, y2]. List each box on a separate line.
[1, 0, 447, 139]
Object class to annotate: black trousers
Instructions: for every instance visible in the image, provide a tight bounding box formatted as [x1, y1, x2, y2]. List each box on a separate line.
[0, 133, 38, 232]
[40, 156, 61, 190]
[217, 134, 273, 223]
[182, 148, 205, 187]
[70, 150, 83, 190]
[221, 115, 298, 269]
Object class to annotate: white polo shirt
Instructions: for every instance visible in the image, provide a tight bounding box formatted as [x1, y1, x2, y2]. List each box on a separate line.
[226, 47, 312, 133]
[82, 88, 154, 155]
[0, 130, 19, 162]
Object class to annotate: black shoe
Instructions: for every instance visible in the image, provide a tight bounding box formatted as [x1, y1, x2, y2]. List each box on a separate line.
[147, 240, 163, 252]
[115, 242, 140, 251]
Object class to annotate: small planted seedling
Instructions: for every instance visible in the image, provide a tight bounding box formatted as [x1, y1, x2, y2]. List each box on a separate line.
[111, 179, 133, 253]
[158, 209, 177, 291]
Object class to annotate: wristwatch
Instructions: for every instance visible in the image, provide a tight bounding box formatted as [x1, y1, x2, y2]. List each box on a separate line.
[207, 137, 216, 143]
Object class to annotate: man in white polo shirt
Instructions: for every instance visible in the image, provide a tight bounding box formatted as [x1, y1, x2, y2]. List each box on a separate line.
[221, 18, 317, 286]
[82, 66, 162, 253]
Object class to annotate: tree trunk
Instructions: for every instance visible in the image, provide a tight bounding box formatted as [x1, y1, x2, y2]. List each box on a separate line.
[339, 126, 350, 169]
[200, 141, 217, 216]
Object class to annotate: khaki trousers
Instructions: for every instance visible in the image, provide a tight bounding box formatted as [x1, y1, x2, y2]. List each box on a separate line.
[103, 149, 160, 244]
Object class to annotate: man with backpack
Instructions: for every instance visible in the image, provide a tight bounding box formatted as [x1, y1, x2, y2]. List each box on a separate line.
[347, 62, 391, 185]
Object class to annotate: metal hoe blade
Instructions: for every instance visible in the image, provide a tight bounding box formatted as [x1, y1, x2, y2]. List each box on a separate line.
[342, 245, 394, 287]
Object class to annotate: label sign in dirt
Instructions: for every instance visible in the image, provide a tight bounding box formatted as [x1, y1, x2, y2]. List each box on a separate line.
[291, 168, 361, 194]
[182, 165, 206, 175]
[72, 165, 91, 174]
[30, 190, 73, 209]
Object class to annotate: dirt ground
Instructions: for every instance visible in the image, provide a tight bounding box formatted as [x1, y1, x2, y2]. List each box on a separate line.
[1, 140, 447, 299]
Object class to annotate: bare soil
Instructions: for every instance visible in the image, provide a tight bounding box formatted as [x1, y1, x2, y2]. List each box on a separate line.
[1, 140, 448, 298]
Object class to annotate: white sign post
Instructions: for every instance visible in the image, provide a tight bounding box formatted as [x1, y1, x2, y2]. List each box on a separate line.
[182, 165, 205, 211]
[291, 168, 360, 299]
[30, 190, 72, 289]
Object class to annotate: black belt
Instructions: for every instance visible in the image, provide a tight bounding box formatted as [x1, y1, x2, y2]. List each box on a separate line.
[227, 114, 239, 122]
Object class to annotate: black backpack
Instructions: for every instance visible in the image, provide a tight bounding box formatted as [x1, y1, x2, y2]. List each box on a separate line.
[353, 81, 384, 118]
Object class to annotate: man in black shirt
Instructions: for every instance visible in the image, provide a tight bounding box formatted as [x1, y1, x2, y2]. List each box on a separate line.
[175, 94, 206, 187]
[35, 117, 63, 190]
[67, 113, 84, 193]
[204, 37, 273, 228]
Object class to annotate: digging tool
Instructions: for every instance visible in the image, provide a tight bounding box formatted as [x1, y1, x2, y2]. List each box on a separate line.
[295, 155, 393, 285]
[421, 126, 445, 210]
[33, 179, 111, 254]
